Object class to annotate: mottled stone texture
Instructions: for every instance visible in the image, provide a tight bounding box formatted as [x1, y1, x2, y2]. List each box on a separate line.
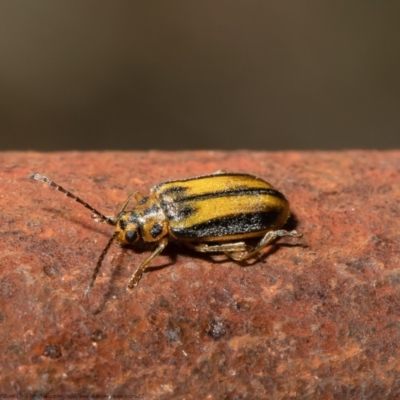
[0, 151, 399, 398]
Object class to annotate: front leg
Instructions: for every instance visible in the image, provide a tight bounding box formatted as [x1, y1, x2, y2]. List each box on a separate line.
[128, 237, 169, 288]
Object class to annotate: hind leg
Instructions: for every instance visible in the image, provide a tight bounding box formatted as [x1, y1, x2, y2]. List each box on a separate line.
[225, 230, 302, 261]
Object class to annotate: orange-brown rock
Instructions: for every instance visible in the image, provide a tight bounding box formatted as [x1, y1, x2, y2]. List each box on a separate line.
[0, 151, 399, 398]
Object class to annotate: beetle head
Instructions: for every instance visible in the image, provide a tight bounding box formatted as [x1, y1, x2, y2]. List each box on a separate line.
[115, 211, 141, 246]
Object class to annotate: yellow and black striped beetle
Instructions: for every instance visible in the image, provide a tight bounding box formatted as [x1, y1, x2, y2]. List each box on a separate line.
[30, 171, 301, 296]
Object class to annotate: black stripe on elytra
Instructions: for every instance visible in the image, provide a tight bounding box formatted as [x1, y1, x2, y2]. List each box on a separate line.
[154, 173, 257, 188]
[157, 186, 187, 199]
[160, 200, 196, 221]
[171, 211, 282, 239]
[174, 188, 286, 203]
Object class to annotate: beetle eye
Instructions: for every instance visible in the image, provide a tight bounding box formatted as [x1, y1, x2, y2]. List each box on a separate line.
[125, 230, 138, 243]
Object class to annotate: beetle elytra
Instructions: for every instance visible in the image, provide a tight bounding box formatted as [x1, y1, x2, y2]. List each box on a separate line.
[29, 171, 301, 295]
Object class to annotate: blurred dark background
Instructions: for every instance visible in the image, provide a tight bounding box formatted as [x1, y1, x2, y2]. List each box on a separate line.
[1, 1, 399, 151]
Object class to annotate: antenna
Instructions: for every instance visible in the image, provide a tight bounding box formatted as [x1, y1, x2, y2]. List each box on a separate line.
[84, 231, 118, 298]
[29, 174, 116, 225]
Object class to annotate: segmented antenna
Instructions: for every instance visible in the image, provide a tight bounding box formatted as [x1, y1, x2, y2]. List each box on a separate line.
[84, 231, 118, 298]
[29, 174, 116, 225]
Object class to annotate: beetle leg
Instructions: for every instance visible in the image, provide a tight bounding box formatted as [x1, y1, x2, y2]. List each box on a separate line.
[226, 230, 302, 261]
[183, 241, 250, 253]
[127, 237, 169, 288]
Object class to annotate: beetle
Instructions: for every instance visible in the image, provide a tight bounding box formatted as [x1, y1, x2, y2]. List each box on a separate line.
[29, 171, 301, 295]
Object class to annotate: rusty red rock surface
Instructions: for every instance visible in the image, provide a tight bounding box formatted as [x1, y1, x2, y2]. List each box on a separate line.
[0, 151, 399, 398]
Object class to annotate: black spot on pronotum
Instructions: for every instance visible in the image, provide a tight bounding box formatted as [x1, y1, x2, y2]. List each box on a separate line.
[128, 213, 139, 224]
[150, 223, 163, 238]
[119, 219, 127, 230]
